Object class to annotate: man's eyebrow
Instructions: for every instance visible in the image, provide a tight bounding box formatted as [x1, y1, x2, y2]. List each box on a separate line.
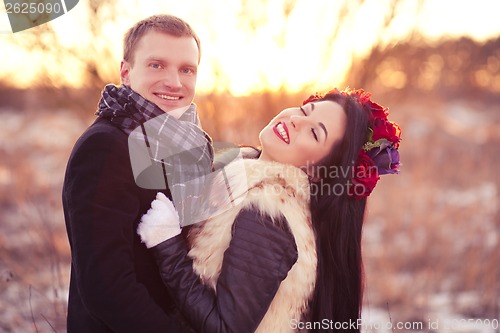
[319, 122, 328, 141]
[145, 56, 164, 63]
[143, 57, 198, 71]
[310, 103, 315, 111]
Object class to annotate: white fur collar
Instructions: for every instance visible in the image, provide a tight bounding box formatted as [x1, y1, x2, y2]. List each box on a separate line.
[188, 158, 317, 333]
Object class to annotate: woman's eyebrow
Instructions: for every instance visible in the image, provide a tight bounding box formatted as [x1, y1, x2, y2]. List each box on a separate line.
[319, 122, 328, 140]
[309, 103, 327, 140]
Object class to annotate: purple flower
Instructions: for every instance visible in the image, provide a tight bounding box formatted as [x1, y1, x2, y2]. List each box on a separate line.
[366, 145, 400, 175]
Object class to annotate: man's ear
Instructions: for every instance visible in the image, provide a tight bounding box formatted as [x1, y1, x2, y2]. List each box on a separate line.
[120, 60, 131, 86]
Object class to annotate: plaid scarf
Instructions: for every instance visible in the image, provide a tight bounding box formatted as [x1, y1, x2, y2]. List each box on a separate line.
[96, 84, 214, 225]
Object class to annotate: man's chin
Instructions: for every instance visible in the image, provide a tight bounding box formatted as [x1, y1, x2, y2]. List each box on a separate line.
[154, 98, 188, 112]
[160, 104, 192, 117]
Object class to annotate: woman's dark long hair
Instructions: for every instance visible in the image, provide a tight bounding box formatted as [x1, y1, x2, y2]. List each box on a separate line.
[307, 91, 371, 332]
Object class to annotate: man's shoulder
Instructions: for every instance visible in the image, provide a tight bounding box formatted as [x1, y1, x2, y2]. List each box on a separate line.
[79, 118, 127, 143]
[83, 117, 125, 137]
[71, 118, 128, 155]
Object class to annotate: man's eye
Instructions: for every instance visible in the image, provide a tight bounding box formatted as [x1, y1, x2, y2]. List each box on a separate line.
[300, 107, 307, 116]
[181, 68, 195, 75]
[150, 63, 162, 69]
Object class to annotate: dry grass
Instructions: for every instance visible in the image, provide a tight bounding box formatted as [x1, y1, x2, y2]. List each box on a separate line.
[362, 96, 500, 327]
[0, 109, 84, 333]
[0, 90, 498, 332]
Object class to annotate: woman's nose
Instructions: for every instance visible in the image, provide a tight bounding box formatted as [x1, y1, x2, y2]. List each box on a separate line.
[289, 114, 309, 129]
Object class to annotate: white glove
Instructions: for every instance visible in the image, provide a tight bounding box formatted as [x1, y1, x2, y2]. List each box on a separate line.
[137, 192, 182, 248]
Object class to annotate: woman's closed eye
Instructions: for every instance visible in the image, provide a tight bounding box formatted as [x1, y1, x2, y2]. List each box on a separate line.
[300, 107, 319, 141]
[311, 128, 318, 141]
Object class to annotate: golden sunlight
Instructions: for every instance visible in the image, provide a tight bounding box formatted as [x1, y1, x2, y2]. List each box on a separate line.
[1, 0, 499, 95]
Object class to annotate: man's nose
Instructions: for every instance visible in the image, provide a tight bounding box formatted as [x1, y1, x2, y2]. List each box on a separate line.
[162, 69, 182, 89]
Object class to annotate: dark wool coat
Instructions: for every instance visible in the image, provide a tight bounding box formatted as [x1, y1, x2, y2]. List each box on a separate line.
[62, 117, 192, 333]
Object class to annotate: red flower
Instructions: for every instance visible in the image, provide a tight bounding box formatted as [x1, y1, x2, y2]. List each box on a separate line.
[348, 149, 380, 199]
[366, 100, 389, 121]
[371, 118, 401, 144]
[302, 93, 323, 105]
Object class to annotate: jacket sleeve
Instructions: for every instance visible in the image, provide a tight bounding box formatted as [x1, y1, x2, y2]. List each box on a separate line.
[64, 129, 184, 332]
[152, 209, 298, 333]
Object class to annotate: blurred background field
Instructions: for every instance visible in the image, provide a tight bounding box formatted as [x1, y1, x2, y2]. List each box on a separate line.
[0, 0, 499, 332]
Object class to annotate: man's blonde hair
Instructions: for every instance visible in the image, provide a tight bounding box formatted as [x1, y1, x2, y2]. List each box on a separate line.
[123, 14, 201, 65]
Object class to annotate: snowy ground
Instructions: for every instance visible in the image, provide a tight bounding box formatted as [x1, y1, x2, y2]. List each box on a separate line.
[0, 97, 498, 332]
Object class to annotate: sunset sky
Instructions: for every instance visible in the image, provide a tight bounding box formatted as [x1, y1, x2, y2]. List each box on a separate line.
[1, 0, 499, 95]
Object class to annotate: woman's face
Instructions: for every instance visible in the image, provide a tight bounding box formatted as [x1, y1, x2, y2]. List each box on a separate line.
[259, 100, 347, 169]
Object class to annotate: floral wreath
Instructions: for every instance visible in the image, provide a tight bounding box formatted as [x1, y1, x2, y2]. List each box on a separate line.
[303, 88, 401, 199]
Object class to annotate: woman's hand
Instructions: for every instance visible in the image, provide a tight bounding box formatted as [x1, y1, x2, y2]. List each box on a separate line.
[137, 192, 182, 248]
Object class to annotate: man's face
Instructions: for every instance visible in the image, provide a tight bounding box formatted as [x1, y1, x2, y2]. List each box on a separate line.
[120, 30, 199, 113]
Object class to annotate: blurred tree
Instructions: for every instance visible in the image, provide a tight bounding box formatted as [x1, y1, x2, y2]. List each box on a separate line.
[350, 36, 500, 101]
[4, 0, 414, 91]
[5, 0, 124, 88]
[1, 0, 132, 112]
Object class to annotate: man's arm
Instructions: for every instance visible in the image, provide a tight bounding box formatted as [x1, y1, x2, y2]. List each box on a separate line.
[64, 128, 183, 332]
